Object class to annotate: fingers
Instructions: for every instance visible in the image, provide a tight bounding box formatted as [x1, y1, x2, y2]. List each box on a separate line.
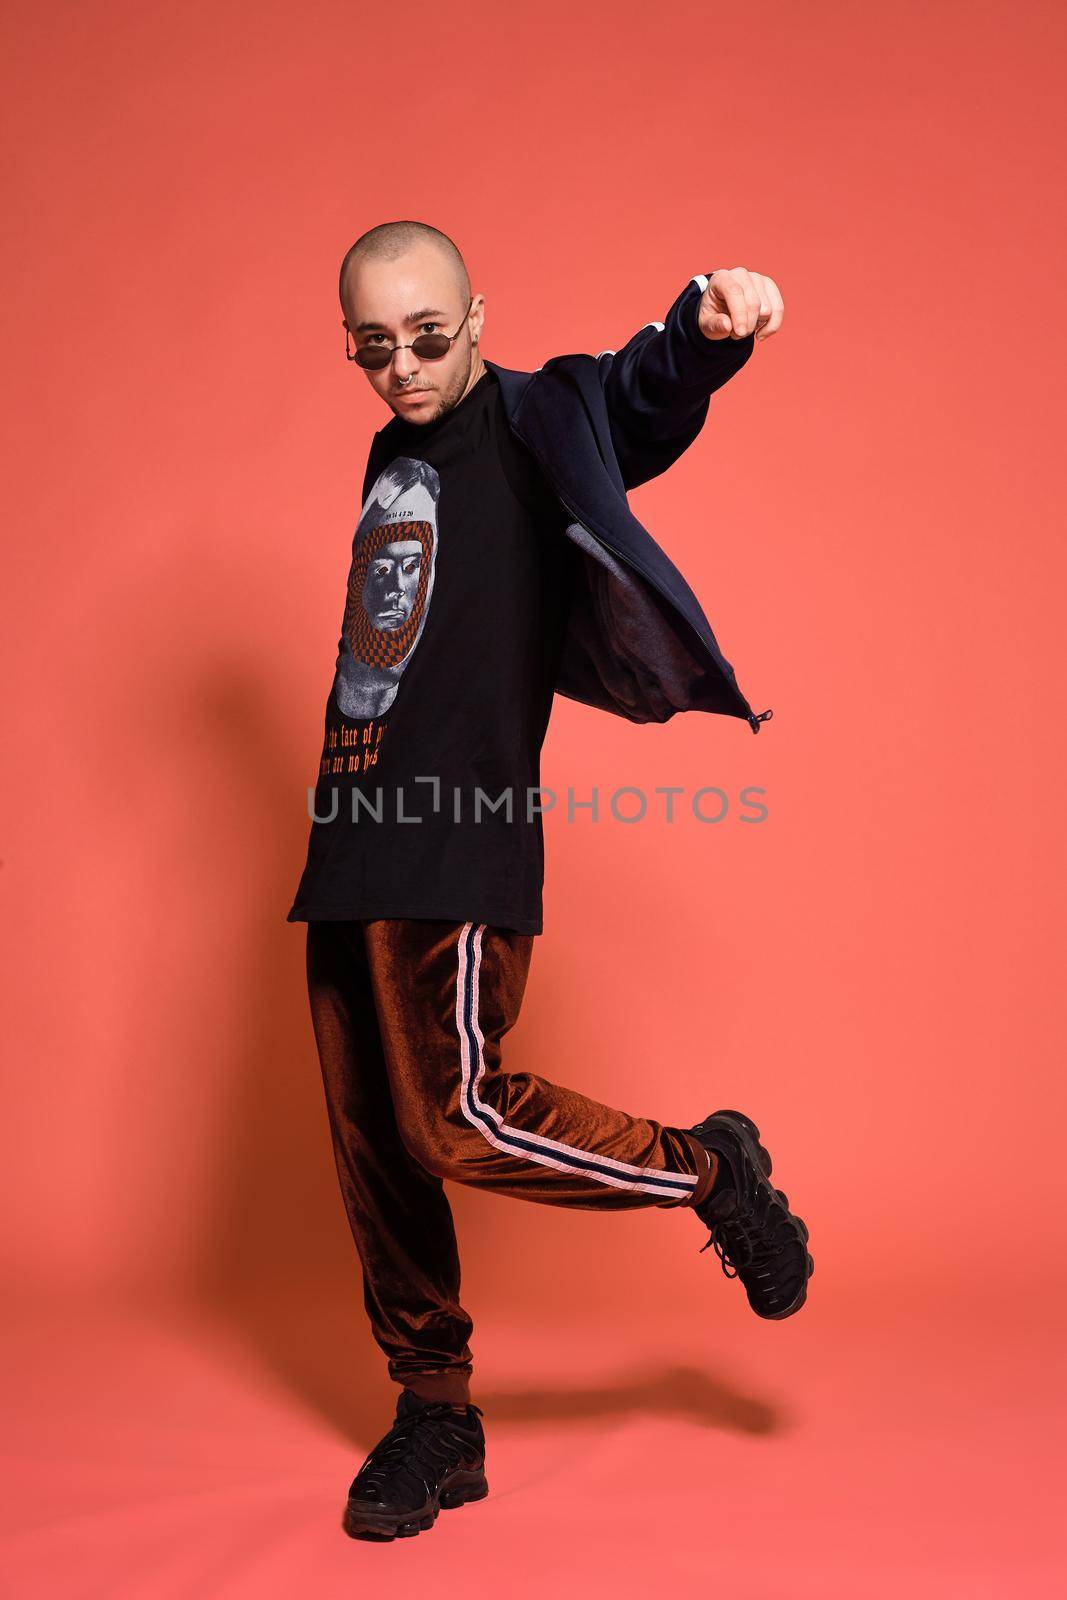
[730, 267, 761, 338]
[709, 267, 785, 340]
[701, 301, 734, 340]
[710, 270, 751, 338]
[755, 274, 785, 341]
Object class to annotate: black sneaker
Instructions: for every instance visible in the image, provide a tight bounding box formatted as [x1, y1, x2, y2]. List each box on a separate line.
[690, 1108, 814, 1320]
[342, 1389, 488, 1541]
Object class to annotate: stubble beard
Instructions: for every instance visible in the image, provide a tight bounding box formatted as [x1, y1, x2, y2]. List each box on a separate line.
[394, 343, 474, 426]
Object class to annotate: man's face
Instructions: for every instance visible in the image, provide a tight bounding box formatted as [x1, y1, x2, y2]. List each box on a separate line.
[343, 242, 485, 425]
[362, 540, 422, 630]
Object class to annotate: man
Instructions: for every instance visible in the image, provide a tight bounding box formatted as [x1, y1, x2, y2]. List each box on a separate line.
[286, 221, 813, 1543]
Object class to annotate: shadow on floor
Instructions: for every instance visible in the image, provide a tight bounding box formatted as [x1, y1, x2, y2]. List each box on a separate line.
[191, 1281, 786, 1448]
[474, 1365, 784, 1435]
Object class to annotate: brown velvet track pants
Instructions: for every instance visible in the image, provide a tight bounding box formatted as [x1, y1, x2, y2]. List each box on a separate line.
[305, 917, 717, 1406]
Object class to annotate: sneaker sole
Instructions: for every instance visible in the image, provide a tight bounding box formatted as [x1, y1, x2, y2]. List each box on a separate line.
[342, 1470, 489, 1541]
[693, 1108, 814, 1320]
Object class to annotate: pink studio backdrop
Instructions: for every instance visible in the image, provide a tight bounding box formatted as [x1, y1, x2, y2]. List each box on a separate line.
[2, 1, 1063, 1595]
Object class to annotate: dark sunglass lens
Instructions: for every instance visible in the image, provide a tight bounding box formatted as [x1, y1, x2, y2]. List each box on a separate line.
[355, 345, 392, 370]
[410, 333, 451, 360]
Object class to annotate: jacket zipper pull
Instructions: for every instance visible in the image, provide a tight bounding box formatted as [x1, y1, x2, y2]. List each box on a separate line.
[747, 708, 774, 734]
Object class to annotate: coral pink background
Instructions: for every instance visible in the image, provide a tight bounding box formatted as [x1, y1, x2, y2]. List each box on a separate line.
[3, 0, 1063, 1593]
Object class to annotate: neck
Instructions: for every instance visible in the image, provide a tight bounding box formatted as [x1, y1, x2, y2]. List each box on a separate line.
[457, 346, 486, 402]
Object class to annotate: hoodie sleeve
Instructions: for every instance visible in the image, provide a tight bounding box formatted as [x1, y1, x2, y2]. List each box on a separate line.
[596, 274, 755, 491]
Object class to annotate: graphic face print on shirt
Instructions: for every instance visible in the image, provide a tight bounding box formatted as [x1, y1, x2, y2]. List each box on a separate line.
[333, 457, 440, 722]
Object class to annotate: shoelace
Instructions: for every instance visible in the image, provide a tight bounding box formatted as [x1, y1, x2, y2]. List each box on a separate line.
[355, 1404, 484, 1496]
[700, 1200, 786, 1280]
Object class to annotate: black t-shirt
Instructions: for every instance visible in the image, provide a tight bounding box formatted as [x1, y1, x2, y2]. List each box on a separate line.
[286, 368, 575, 935]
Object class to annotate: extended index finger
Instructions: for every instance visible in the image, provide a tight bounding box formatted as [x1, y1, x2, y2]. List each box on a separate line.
[711, 271, 752, 339]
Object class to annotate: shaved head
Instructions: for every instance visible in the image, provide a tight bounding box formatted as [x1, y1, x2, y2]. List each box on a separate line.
[338, 220, 485, 426]
[339, 221, 471, 316]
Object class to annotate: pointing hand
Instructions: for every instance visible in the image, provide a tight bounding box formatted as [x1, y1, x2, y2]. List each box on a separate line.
[698, 267, 784, 343]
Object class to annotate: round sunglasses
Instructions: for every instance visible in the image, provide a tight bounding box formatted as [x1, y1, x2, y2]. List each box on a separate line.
[345, 299, 474, 371]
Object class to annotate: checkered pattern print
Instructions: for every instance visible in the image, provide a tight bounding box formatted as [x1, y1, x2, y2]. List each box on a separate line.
[342, 518, 434, 670]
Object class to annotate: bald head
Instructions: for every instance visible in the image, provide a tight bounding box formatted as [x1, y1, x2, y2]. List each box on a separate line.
[339, 221, 471, 317]
[338, 221, 485, 425]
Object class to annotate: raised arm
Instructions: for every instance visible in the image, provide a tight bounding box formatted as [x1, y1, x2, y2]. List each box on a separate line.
[597, 267, 784, 490]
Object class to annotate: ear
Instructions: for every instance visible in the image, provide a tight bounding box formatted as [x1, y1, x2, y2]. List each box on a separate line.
[469, 292, 486, 344]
